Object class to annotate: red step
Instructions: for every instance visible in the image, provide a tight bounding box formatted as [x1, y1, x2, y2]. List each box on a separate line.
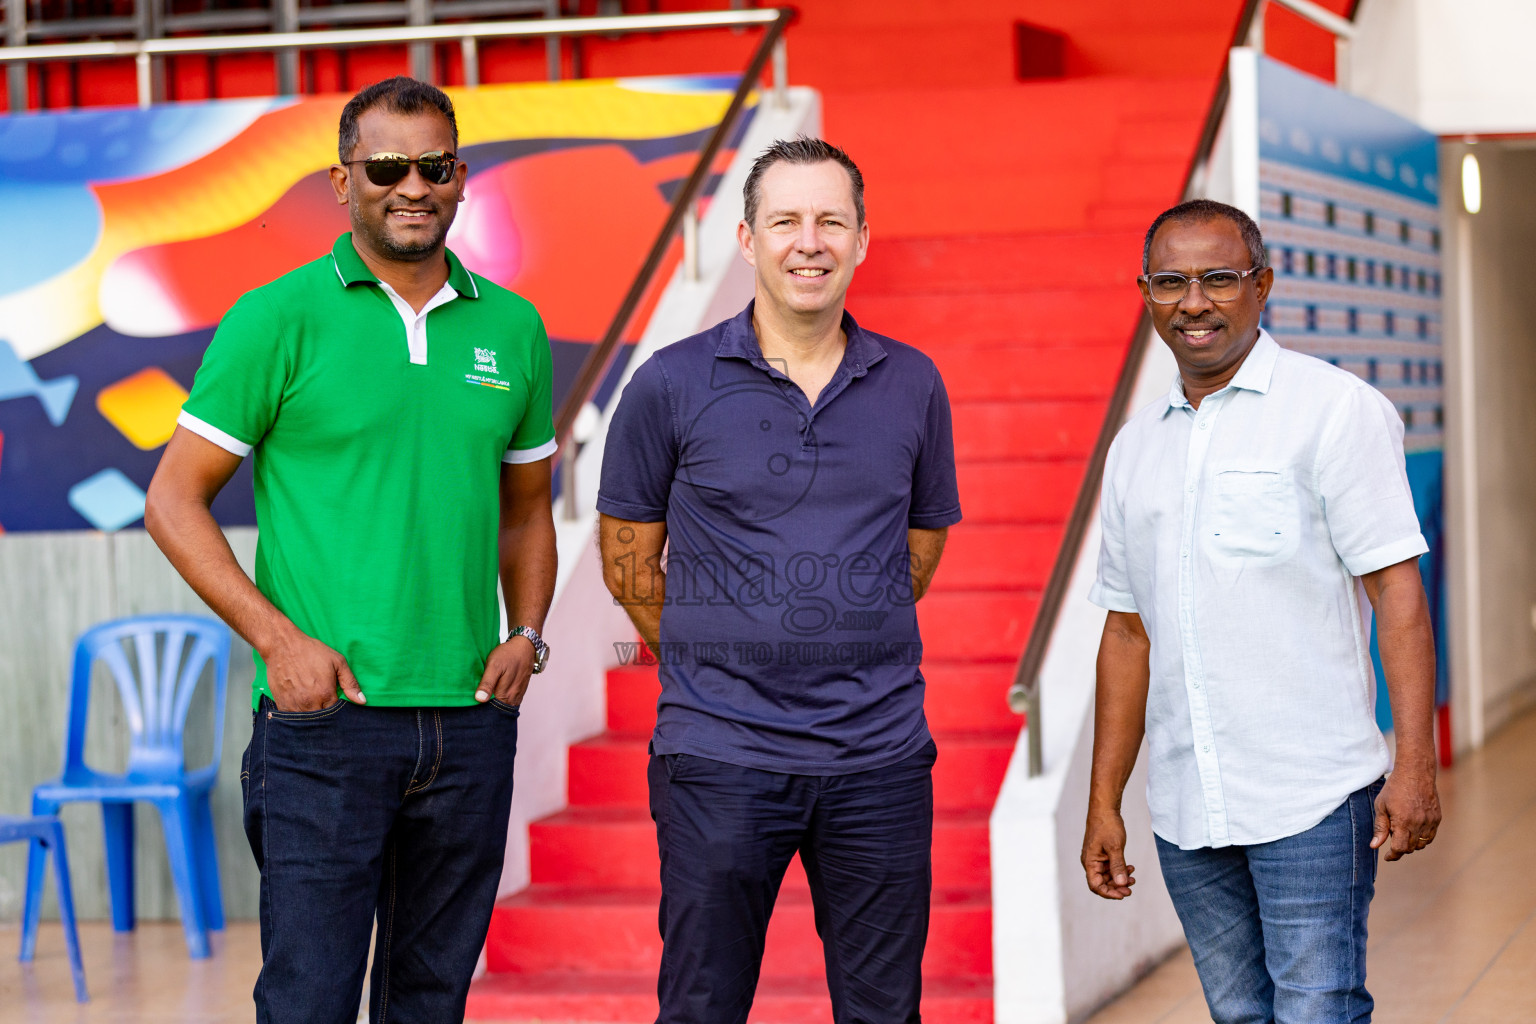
[485, 885, 992, 978]
[849, 288, 1136, 350]
[951, 400, 1106, 461]
[956, 459, 1085, 524]
[567, 729, 1014, 813]
[921, 661, 1022, 732]
[934, 522, 1064, 592]
[606, 665, 662, 733]
[935, 345, 1126, 401]
[855, 232, 1145, 295]
[529, 807, 992, 891]
[465, 971, 994, 1024]
[918, 592, 1039, 660]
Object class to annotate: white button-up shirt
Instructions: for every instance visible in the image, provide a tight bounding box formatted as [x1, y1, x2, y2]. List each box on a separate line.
[1089, 331, 1427, 849]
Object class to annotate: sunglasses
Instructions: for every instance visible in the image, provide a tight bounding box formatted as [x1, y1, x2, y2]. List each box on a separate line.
[344, 151, 458, 187]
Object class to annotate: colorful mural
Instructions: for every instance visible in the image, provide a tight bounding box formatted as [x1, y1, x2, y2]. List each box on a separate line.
[1253, 55, 1448, 722]
[0, 75, 753, 532]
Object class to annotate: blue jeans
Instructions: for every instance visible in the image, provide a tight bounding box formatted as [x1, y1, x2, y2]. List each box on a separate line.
[649, 740, 937, 1024]
[243, 696, 520, 1024]
[1155, 778, 1385, 1024]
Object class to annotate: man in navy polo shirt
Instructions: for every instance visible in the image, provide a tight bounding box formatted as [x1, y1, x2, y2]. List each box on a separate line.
[597, 137, 962, 1024]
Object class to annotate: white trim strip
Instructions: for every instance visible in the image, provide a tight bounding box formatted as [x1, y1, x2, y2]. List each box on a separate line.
[331, 253, 347, 287]
[177, 410, 253, 457]
[502, 438, 558, 464]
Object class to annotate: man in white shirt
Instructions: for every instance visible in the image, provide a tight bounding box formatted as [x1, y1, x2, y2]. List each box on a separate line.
[1080, 199, 1442, 1023]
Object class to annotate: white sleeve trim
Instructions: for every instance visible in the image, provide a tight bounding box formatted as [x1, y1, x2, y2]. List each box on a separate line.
[1087, 581, 1138, 614]
[1343, 534, 1430, 578]
[177, 411, 253, 457]
[502, 438, 558, 465]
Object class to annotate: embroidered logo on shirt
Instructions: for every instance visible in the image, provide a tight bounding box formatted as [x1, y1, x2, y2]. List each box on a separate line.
[466, 348, 509, 390]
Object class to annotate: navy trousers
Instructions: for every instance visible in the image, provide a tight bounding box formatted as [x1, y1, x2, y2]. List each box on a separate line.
[648, 739, 937, 1024]
[243, 695, 520, 1024]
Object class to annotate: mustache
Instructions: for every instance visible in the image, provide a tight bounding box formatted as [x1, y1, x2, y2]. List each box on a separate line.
[1169, 316, 1227, 330]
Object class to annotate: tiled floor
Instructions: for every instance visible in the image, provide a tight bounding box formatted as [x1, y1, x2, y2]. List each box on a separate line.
[1084, 706, 1536, 1024]
[3, 707, 1533, 1024]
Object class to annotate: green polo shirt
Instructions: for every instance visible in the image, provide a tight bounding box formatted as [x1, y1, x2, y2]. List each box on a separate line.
[179, 234, 556, 707]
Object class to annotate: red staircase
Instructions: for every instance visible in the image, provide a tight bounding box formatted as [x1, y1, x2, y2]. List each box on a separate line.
[466, 70, 1225, 1024]
[462, 1, 1355, 1020]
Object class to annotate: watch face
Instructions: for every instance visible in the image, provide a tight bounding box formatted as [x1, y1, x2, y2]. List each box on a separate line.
[533, 644, 550, 673]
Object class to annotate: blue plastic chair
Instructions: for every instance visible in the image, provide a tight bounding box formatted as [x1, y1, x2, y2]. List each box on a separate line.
[2, 814, 88, 1002]
[29, 615, 232, 959]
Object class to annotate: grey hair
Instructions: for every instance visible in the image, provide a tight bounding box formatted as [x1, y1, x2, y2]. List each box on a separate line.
[1142, 198, 1268, 272]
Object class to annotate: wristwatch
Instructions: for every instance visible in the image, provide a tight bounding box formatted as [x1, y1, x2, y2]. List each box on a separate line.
[507, 625, 550, 673]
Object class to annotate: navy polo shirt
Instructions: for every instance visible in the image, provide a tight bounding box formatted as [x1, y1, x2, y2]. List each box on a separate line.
[597, 302, 962, 774]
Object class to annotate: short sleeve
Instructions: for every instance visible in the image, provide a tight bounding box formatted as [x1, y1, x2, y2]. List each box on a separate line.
[177, 290, 288, 456]
[1315, 382, 1428, 576]
[596, 355, 678, 523]
[504, 315, 557, 464]
[1088, 432, 1138, 613]
[908, 365, 963, 529]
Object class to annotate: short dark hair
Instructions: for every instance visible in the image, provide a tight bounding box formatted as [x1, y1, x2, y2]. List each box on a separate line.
[1142, 199, 1268, 273]
[742, 136, 865, 227]
[338, 76, 458, 163]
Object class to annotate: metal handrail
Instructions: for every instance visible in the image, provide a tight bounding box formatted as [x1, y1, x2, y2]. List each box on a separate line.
[0, 8, 779, 61]
[1004, 0, 1270, 778]
[553, 7, 791, 518]
[0, 8, 784, 108]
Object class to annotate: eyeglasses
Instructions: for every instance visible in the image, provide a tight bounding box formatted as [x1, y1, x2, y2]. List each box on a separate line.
[343, 151, 458, 187]
[1139, 266, 1264, 304]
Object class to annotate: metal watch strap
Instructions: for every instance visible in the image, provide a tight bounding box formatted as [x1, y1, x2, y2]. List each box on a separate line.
[507, 625, 549, 673]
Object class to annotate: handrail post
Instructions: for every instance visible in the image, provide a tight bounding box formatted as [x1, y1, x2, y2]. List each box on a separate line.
[461, 36, 480, 88]
[1248, 0, 1267, 53]
[1027, 684, 1042, 777]
[407, 0, 433, 83]
[560, 442, 579, 521]
[135, 51, 153, 109]
[771, 36, 788, 109]
[4, 0, 27, 113]
[1007, 675, 1044, 777]
[682, 199, 701, 283]
[274, 0, 300, 96]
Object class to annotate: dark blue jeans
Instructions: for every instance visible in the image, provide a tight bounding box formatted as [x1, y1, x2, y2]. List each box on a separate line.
[243, 695, 520, 1024]
[1156, 778, 1385, 1024]
[648, 740, 937, 1024]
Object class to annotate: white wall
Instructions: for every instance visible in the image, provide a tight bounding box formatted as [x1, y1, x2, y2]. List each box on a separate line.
[1353, 0, 1536, 135]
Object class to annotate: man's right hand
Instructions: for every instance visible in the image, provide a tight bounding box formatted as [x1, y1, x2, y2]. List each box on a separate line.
[262, 626, 365, 712]
[1082, 807, 1137, 900]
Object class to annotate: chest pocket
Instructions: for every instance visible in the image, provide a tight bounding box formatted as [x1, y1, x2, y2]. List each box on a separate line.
[1202, 467, 1301, 566]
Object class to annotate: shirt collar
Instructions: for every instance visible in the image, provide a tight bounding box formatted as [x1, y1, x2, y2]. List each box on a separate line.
[329, 232, 480, 299]
[715, 300, 887, 378]
[1162, 329, 1280, 414]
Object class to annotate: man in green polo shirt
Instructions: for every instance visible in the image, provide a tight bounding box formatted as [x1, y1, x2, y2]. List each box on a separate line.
[145, 77, 557, 1023]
